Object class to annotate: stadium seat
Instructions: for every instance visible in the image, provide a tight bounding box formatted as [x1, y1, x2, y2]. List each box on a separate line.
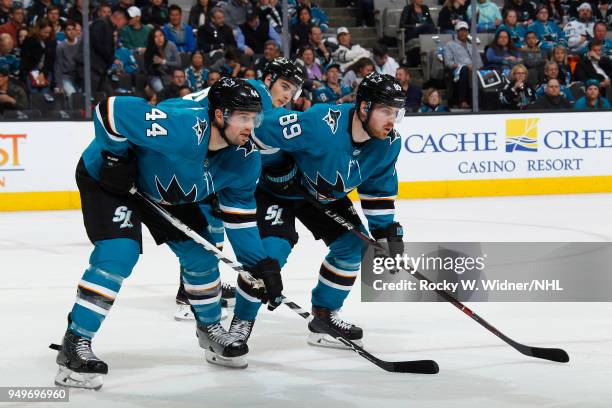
[2, 109, 42, 119]
[30, 92, 66, 112]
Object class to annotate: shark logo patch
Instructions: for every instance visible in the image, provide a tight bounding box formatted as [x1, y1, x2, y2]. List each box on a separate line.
[193, 117, 208, 145]
[322, 108, 341, 134]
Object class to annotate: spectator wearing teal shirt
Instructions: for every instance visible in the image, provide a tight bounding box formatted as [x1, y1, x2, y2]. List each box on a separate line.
[467, 0, 502, 33]
[419, 88, 447, 112]
[498, 9, 526, 48]
[185, 51, 209, 92]
[574, 79, 611, 109]
[528, 5, 565, 52]
[313, 63, 353, 104]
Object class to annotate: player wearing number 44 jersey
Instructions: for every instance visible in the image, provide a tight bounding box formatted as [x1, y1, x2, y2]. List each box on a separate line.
[230, 72, 407, 349]
[174, 57, 305, 322]
[50, 78, 285, 390]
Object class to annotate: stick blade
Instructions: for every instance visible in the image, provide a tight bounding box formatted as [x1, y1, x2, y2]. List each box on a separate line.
[530, 347, 570, 363]
[389, 359, 439, 374]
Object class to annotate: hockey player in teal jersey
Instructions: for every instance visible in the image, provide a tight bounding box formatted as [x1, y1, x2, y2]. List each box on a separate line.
[230, 73, 407, 349]
[173, 58, 305, 321]
[51, 78, 285, 390]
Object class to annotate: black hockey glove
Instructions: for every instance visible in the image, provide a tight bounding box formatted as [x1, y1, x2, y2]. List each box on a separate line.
[248, 257, 284, 311]
[371, 222, 404, 274]
[99, 151, 138, 196]
[260, 158, 302, 196]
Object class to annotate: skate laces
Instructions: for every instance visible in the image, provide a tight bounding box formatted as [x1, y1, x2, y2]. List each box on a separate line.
[207, 323, 237, 346]
[75, 338, 98, 361]
[231, 318, 253, 337]
[330, 311, 354, 331]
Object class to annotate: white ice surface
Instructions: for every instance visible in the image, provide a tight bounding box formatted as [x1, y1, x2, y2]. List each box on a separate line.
[1, 194, 611, 408]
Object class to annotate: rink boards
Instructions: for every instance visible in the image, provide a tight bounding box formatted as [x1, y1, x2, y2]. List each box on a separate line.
[1, 110, 612, 211]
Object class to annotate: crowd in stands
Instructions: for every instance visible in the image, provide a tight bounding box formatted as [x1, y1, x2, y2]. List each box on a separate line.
[0, 0, 611, 118]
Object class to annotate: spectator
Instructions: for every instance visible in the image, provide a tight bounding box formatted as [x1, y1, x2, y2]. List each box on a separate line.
[162, 5, 196, 53]
[308, 25, 331, 64]
[419, 88, 447, 112]
[197, 7, 236, 53]
[467, 0, 502, 33]
[54, 20, 81, 99]
[209, 45, 243, 77]
[158, 68, 189, 101]
[185, 51, 208, 91]
[567, 0, 602, 21]
[528, 5, 565, 52]
[254, 39, 279, 78]
[0, 5, 23, 45]
[189, 0, 215, 30]
[220, 0, 251, 29]
[373, 44, 399, 76]
[399, 0, 436, 42]
[297, 44, 322, 84]
[485, 28, 522, 70]
[550, 44, 571, 85]
[499, 63, 536, 109]
[438, 0, 468, 34]
[573, 40, 611, 89]
[111, 31, 139, 78]
[293, 0, 328, 32]
[207, 69, 221, 86]
[332, 27, 372, 72]
[113, 0, 134, 14]
[574, 78, 611, 109]
[46, 5, 66, 42]
[235, 10, 280, 56]
[121, 6, 151, 53]
[498, 10, 526, 48]
[66, 0, 84, 25]
[15, 26, 27, 54]
[520, 30, 548, 71]
[143, 84, 157, 105]
[502, 0, 535, 25]
[0, 65, 26, 113]
[544, 0, 564, 25]
[589, 21, 612, 59]
[0, 33, 18, 76]
[96, 3, 112, 21]
[444, 21, 483, 108]
[313, 62, 353, 104]
[257, 0, 282, 34]
[141, 0, 169, 27]
[530, 78, 571, 109]
[19, 18, 56, 94]
[342, 56, 374, 90]
[396, 65, 422, 111]
[88, 9, 128, 94]
[0, 0, 11, 26]
[27, 0, 53, 26]
[535, 61, 574, 100]
[243, 67, 256, 79]
[564, 2, 595, 54]
[144, 27, 181, 93]
[290, 5, 312, 53]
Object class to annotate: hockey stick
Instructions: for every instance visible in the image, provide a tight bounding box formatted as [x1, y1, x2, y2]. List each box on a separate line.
[130, 188, 439, 374]
[296, 186, 570, 364]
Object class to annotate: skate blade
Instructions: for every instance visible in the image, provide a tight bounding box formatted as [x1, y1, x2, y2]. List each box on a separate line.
[307, 333, 363, 350]
[55, 366, 104, 390]
[175, 306, 228, 321]
[204, 349, 247, 369]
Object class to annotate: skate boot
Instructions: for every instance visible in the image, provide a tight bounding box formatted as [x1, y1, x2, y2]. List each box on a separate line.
[50, 327, 108, 390]
[307, 306, 363, 349]
[220, 282, 236, 308]
[228, 315, 255, 343]
[196, 322, 248, 368]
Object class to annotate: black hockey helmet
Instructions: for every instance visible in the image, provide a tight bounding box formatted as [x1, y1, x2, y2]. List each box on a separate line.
[355, 72, 406, 111]
[263, 57, 305, 88]
[208, 77, 263, 115]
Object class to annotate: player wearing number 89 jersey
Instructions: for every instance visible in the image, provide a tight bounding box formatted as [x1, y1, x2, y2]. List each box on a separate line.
[51, 78, 286, 389]
[232, 73, 407, 349]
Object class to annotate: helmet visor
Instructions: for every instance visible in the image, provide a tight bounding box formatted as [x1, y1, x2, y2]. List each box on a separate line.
[371, 104, 406, 125]
[225, 110, 264, 129]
